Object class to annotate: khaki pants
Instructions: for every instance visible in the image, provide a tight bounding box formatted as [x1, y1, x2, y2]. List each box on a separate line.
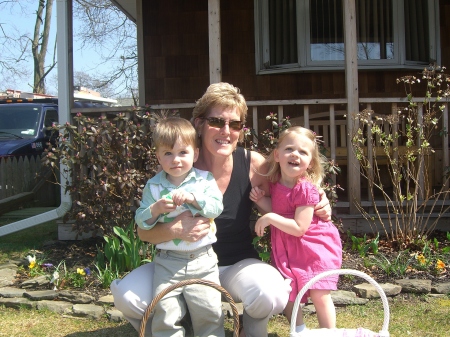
[152, 245, 224, 337]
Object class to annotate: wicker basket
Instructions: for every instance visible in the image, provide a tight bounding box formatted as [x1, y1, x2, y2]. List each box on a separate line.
[139, 278, 240, 337]
[289, 269, 390, 337]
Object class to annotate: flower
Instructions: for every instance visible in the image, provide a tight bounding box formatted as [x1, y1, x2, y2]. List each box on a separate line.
[416, 253, 426, 265]
[26, 255, 36, 269]
[77, 268, 86, 276]
[50, 271, 59, 284]
[436, 259, 446, 271]
[84, 267, 91, 276]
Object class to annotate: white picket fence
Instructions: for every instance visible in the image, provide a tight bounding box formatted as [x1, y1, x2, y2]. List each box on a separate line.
[0, 156, 43, 200]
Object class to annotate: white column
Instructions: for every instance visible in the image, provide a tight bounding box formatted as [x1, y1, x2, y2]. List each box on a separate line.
[56, 0, 74, 203]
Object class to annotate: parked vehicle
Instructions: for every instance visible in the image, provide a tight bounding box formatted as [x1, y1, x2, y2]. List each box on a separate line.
[0, 97, 111, 158]
[0, 98, 60, 158]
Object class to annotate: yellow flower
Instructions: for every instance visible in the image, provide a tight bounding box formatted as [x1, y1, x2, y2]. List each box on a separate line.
[77, 268, 86, 276]
[436, 260, 446, 271]
[416, 254, 426, 265]
[26, 255, 36, 269]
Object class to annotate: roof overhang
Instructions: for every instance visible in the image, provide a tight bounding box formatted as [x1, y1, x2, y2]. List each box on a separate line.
[110, 0, 137, 22]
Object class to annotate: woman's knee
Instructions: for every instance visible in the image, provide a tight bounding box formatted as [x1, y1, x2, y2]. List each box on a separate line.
[221, 260, 290, 318]
[110, 263, 155, 319]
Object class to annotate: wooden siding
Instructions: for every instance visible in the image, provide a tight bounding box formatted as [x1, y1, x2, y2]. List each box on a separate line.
[142, 0, 450, 105]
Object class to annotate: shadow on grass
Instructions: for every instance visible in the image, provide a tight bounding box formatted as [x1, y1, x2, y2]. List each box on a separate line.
[64, 323, 137, 336]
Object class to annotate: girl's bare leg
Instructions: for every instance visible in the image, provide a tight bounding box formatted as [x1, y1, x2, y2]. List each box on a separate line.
[284, 301, 304, 326]
[309, 289, 336, 328]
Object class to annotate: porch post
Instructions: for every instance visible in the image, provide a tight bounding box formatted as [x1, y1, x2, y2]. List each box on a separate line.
[56, 0, 74, 123]
[208, 0, 221, 83]
[136, 0, 145, 105]
[343, 0, 361, 214]
[56, 0, 74, 202]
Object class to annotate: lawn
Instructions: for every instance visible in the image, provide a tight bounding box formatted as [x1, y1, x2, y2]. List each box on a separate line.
[0, 295, 449, 336]
[1, 218, 450, 336]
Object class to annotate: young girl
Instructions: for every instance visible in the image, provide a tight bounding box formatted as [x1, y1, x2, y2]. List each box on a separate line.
[250, 126, 342, 334]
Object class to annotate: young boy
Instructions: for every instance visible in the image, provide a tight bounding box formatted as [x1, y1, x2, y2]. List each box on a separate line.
[135, 117, 224, 337]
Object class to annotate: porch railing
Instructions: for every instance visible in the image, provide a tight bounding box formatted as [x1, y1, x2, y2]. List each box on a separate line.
[70, 97, 450, 210]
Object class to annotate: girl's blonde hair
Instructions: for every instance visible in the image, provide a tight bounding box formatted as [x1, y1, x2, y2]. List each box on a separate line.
[265, 126, 326, 187]
[192, 82, 248, 143]
[152, 117, 198, 150]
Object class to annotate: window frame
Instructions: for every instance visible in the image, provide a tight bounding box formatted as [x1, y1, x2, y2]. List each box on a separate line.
[254, 0, 440, 74]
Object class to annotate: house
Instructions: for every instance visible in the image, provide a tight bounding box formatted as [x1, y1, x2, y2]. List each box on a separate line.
[55, 0, 450, 225]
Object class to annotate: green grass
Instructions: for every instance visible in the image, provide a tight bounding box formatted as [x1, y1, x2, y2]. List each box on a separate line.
[0, 220, 58, 263]
[1, 295, 448, 337]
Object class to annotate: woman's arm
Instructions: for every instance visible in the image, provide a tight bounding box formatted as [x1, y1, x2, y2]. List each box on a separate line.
[314, 188, 332, 221]
[254, 205, 314, 237]
[137, 211, 211, 244]
[249, 150, 271, 214]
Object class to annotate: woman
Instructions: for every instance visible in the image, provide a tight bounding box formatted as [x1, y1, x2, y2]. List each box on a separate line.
[110, 82, 331, 337]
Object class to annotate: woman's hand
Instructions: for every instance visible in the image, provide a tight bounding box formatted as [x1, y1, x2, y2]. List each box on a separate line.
[170, 211, 210, 242]
[137, 211, 210, 244]
[314, 188, 332, 221]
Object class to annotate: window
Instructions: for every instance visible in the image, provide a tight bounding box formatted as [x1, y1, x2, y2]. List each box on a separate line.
[254, 0, 440, 73]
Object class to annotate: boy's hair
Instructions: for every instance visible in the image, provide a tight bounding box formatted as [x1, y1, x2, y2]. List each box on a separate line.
[265, 126, 326, 187]
[152, 117, 198, 150]
[192, 82, 248, 143]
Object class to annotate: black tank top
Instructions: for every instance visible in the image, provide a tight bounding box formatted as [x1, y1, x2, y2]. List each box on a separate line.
[213, 147, 260, 266]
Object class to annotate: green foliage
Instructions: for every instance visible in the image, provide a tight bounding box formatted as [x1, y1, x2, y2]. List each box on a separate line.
[444, 232, 450, 253]
[351, 64, 450, 244]
[368, 251, 413, 277]
[95, 220, 152, 274]
[94, 263, 120, 289]
[348, 231, 379, 257]
[43, 108, 159, 235]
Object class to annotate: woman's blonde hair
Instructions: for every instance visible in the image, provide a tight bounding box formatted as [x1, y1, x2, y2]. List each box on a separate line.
[152, 117, 198, 150]
[192, 82, 248, 143]
[265, 126, 326, 187]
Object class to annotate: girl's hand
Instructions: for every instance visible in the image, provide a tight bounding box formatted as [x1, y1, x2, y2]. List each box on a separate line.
[250, 186, 266, 203]
[151, 198, 176, 216]
[254, 214, 271, 237]
[171, 190, 195, 206]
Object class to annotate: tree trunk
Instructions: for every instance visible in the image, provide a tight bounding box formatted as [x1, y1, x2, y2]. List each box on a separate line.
[32, 0, 55, 94]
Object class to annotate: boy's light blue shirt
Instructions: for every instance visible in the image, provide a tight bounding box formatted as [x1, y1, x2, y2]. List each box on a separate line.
[135, 167, 223, 251]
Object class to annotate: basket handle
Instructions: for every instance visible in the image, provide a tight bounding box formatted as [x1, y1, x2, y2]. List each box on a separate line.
[139, 278, 240, 337]
[290, 269, 390, 336]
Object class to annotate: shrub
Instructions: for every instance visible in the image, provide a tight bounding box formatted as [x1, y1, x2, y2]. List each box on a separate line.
[43, 108, 158, 236]
[351, 64, 450, 244]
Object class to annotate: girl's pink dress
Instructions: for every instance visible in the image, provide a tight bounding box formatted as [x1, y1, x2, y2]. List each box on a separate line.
[270, 180, 342, 302]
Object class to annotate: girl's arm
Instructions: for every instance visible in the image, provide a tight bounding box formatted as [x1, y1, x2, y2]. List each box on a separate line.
[254, 205, 314, 237]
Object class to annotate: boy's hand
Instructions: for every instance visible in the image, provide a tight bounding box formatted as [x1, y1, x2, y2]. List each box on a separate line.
[171, 190, 195, 206]
[249, 186, 265, 203]
[151, 197, 176, 216]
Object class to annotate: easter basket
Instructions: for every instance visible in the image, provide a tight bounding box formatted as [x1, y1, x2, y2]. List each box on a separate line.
[290, 269, 390, 337]
[139, 278, 240, 337]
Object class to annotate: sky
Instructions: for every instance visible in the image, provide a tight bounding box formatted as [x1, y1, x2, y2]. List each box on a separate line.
[0, 1, 123, 96]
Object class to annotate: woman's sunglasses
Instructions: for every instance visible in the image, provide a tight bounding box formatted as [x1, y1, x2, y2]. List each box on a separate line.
[202, 117, 244, 131]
